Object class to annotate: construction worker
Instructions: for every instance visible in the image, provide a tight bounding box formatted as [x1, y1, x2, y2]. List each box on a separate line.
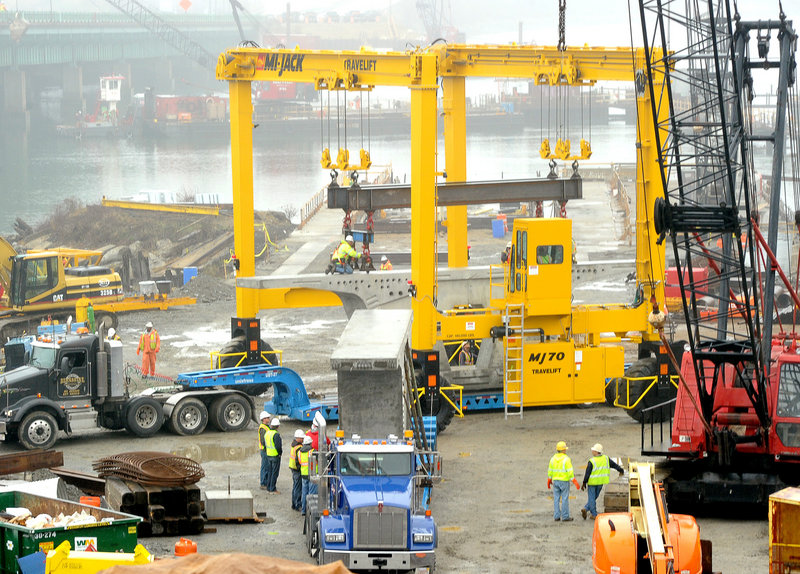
[265, 418, 282, 494]
[330, 235, 361, 274]
[106, 328, 121, 342]
[289, 429, 305, 511]
[0, 2, 7, 12]
[580, 443, 625, 520]
[298, 434, 313, 515]
[257, 411, 272, 490]
[500, 241, 512, 264]
[458, 340, 474, 366]
[136, 321, 160, 377]
[547, 440, 580, 522]
[380, 255, 393, 270]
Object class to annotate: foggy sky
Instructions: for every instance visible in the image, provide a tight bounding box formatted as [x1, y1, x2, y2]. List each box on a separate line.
[9, 0, 790, 47]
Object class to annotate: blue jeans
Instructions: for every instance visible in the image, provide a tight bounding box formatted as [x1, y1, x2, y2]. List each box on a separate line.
[334, 262, 353, 274]
[552, 480, 571, 520]
[583, 484, 603, 517]
[259, 451, 268, 487]
[266, 456, 280, 492]
[291, 469, 302, 510]
[308, 481, 318, 496]
[301, 477, 310, 514]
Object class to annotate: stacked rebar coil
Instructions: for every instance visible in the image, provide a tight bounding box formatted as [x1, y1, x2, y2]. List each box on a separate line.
[93, 451, 205, 486]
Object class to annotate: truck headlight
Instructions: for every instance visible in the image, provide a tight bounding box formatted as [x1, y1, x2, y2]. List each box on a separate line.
[413, 532, 434, 544]
[325, 532, 346, 543]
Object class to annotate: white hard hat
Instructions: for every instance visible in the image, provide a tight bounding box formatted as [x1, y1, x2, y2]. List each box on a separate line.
[303, 435, 313, 445]
[259, 411, 270, 421]
[592, 443, 603, 454]
[270, 418, 280, 427]
[294, 429, 306, 439]
[145, 321, 153, 329]
[506, 241, 512, 249]
[381, 255, 387, 262]
[107, 328, 116, 337]
[345, 234, 354, 242]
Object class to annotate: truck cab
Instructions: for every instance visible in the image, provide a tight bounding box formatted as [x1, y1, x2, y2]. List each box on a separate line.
[0, 333, 130, 449]
[307, 430, 441, 572]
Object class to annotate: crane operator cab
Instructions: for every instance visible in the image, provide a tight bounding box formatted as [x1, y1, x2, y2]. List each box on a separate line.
[499, 217, 618, 406]
[505, 217, 572, 317]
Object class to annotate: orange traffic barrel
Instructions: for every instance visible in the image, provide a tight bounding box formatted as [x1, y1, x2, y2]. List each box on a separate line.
[175, 538, 198, 556]
[80, 496, 101, 507]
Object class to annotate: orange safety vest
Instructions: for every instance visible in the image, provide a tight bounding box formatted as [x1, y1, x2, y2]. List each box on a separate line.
[380, 260, 393, 270]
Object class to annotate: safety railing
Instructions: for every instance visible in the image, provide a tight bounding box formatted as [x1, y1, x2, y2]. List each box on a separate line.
[612, 374, 679, 410]
[299, 187, 326, 229]
[413, 384, 464, 419]
[640, 398, 676, 453]
[208, 349, 283, 369]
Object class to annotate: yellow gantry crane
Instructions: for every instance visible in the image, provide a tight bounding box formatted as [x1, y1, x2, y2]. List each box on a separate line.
[216, 42, 670, 418]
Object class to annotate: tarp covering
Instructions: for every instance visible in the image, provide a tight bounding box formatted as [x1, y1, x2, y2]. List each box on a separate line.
[100, 553, 353, 574]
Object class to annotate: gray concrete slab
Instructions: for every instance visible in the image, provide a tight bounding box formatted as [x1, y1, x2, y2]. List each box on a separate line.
[330, 310, 412, 369]
[203, 490, 255, 520]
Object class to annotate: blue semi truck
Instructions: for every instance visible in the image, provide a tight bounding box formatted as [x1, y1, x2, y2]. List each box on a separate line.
[305, 415, 441, 573]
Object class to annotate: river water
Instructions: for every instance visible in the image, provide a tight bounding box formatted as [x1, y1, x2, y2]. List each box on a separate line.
[1, 122, 639, 236]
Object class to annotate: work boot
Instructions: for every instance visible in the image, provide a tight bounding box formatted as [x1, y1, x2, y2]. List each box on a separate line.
[581, 508, 588, 520]
[553, 517, 560, 522]
[562, 517, 574, 522]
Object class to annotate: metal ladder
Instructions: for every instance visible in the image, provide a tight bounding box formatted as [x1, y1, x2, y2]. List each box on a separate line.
[504, 303, 525, 419]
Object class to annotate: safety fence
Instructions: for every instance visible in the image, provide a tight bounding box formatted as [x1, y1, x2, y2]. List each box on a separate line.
[299, 187, 326, 230]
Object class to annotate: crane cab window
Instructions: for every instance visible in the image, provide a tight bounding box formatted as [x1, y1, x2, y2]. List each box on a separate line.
[536, 245, 563, 265]
[13, 256, 58, 304]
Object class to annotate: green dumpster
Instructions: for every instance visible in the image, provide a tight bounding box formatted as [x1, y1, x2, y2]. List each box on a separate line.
[0, 491, 140, 574]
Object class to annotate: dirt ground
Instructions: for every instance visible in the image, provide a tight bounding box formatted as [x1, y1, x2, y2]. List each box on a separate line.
[0, 189, 772, 572]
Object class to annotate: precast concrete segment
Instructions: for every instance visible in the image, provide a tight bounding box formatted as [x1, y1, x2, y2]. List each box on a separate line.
[332, 310, 413, 438]
[238, 260, 636, 316]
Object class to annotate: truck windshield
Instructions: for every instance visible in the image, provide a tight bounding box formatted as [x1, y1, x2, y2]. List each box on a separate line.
[30, 345, 57, 369]
[339, 452, 412, 476]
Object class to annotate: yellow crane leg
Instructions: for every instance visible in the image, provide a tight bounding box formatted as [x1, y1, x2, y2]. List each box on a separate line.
[229, 79, 259, 319]
[442, 76, 468, 268]
[410, 54, 439, 351]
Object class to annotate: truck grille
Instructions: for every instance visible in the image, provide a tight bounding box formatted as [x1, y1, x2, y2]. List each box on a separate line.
[353, 505, 407, 549]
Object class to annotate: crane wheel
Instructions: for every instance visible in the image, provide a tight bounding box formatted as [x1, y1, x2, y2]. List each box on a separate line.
[418, 377, 456, 432]
[620, 358, 677, 423]
[216, 337, 279, 396]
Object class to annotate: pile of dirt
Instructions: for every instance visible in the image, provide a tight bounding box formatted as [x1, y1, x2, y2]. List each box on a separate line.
[10, 200, 296, 283]
[175, 273, 236, 303]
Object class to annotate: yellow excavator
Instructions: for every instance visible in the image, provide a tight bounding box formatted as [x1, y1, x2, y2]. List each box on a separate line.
[0, 237, 124, 341]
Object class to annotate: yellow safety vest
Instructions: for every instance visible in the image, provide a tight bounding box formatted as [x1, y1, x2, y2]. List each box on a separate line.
[334, 241, 358, 262]
[138, 331, 158, 352]
[587, 455, 611, 485]
[299, 449, 310, 476]
[289, 443, 302, 470]
[548, 452, 574, 482]
[265, 429, 278, 457]
[380, 261, 392, 270]
[258, 423, 269, 450]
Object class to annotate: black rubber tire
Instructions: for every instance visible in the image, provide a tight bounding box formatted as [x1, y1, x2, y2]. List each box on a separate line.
[170, 398, 208, 436]
[125, 397, 164, 437]
[622, 358, 676, 423]
[18, 411, 58, 450]
[209, 394, 252, 432]
[216, 337, 278, 395]
[418, 380, 456, 433]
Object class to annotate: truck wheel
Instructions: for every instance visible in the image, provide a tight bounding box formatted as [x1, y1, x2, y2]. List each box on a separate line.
[170, 398, 208, 436]
[125, 397, 164, 437]
[418, 383, 456, 432]
[19, 411, 58, 450]
[209, 395, 252, 432]
[216, 337, 278, 395]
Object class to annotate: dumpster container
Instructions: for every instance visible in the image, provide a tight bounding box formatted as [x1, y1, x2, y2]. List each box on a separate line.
[0, 491, 141, 574]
